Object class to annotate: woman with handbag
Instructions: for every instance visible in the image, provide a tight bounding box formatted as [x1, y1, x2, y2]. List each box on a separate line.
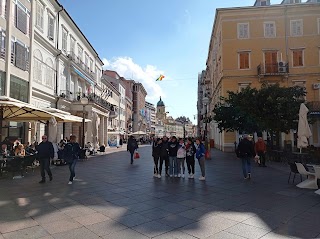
[127, 136, 138, 164]
[63, 135, 80, 185]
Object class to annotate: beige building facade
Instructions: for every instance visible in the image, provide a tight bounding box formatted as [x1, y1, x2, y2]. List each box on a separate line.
[205, 0, 320, 151]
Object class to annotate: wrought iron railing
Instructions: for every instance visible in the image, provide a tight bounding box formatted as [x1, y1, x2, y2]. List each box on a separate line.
[257, 62, 289, 76]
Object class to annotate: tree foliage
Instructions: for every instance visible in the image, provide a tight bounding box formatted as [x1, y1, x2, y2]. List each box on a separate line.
[175, 116, 191, 123]
[213, 84, 306, 134]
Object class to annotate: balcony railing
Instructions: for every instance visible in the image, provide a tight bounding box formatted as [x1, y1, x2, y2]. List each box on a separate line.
[308, 101, 320, 116]
[257, 62, 289, 76]
[74, 93, 115, 111]
[67, 51, 95, 78]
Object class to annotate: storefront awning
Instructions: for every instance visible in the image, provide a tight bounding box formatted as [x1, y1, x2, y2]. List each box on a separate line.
[72, 66, 94, 86]
[0, 96, 61, 122]
[44, 108, 91, 123]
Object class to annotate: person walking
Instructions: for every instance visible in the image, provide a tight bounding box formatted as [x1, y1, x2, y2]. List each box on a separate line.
[159, 136, 169, 177]
[177, 138, 186, 178]
[63, 135, 80, 185]
[152, 138, 161, 178]
[255, 137, 267, 167]
[127, 136, 138, 164]
[236, 134, 255, 179]
[168, 136, 178, 177]
[186, 137, 196, 179]
[195, 138, 206, 181]
[36, 135, 54, 183]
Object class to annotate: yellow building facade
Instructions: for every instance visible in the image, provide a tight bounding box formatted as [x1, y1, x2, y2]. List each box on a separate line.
[206, 0, 320, 152]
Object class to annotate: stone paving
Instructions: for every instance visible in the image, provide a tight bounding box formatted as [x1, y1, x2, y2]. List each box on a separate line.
[0, 145, 320, 239]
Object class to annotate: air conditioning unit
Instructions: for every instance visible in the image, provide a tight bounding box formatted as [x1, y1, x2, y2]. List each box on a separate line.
[313, 83, 320, 90]
[278, 61, 287, 73]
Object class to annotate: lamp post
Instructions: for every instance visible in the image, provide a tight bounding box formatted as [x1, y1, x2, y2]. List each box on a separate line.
[202, 97, 211, 160]
[80, 97, 89, 149]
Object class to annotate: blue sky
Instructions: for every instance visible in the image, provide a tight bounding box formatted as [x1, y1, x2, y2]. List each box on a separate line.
[59, 0, 282, 123]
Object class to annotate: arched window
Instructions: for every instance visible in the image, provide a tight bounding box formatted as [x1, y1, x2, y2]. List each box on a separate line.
[33, 49, 42, 84]
[45, 58, 54, 89]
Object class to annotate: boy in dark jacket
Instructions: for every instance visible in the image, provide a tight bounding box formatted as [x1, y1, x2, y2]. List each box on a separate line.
[127, 136, 138, 164]
[152, 138, 161, 178]
[36, 135, 54, 183]
[236, 134, 255, 179]
[63, 135, 80, 184]
[159, 136, 169, 176]
[195, 138, 206, 181]
[168, 136, 178, 177]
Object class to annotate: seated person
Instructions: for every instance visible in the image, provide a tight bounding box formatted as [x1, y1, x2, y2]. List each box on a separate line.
[14, 144, 25, 157]
[99, 144, 106, 152]
[25, 143, 37, 155]
[1, 144, 8, 156]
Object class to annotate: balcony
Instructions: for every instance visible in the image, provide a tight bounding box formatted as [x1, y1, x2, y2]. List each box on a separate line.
[257, 62, 289, 76]
[73, 93, 116, 112]
[67, 52, 95, 79]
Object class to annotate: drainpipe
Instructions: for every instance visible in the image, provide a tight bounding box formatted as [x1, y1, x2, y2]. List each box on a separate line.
[55, 6, 64, 103]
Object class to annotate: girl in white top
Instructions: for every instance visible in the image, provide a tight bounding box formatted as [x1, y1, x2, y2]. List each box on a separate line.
[177, 138, 186, 178]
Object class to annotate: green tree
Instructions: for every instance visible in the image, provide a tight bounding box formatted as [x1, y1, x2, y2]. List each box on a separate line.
[213, 84, 306, 140]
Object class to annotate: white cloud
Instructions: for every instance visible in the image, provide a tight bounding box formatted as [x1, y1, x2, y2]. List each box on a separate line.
[103, 56, 165, 101]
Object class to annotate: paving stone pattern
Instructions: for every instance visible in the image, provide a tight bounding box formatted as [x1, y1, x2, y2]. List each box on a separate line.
[0, 146, 319, 239]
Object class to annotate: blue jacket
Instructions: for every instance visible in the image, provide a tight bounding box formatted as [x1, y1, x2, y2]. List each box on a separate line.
[196, 143, 205, 159]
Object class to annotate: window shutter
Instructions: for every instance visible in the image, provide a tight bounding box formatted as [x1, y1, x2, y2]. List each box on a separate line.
[15, 42, 27, 71]
[48, 16, 54, 40]
[16, 6, 27, 34]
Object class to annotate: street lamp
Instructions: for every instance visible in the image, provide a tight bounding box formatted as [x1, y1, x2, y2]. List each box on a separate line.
[202, 96, 211, 160]
[80, 97, 89, 149]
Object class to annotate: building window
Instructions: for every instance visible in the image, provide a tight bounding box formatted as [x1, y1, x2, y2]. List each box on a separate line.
[0, 31, 5, 60]
[10, 75, 28, 102]
[78, 45, 83, 62]
[33, 57, 42, 84]
[48, 13, 55, 41]
[237, 23, 249, 39]
[45, 58, 54, 89]
[264, 22, 276, 38]
[292, 49, 304, 67]
[11, 40, 29, 71]
[70, 36, 75, 54]
[264, 51, 278, 73]
[62, 28, 68, 52]
[261, 0, 267, 5]
[238, 52, 250, 69]
[15, 3, 28, 35]
[35, 0, 44, 31]
[290, 19, 303, 36]
[89, 58, 93, 72]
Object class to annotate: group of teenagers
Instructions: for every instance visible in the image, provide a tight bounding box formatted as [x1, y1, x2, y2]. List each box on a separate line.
[151, 136, 206, 181]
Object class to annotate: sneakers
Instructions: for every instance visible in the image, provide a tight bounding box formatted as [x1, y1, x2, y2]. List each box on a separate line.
[189, 174, 194, 179]
[199, 176, 206, 181]
[157, 174, 161, 178]
[170, 175, 173, 177]
[178, 174, 181, 178]
[174, 175, 178, 177]
[165, 173, 169, 177]
[73, 176, 76, 180]
[49, 176, 53, 181]
[39, 179, 45, 184]
[153, 174, 157, 178]
[68, 181, 73, 185]
[181, 174, 185, 178]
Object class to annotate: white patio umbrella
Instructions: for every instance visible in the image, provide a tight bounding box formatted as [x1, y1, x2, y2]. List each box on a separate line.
[48, 117, 57, 143]
[297, 103, 312, 152]
[131, 131, 146, 136]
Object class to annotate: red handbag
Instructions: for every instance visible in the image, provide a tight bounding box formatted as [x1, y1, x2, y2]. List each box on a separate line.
[134, 151, 140, 159]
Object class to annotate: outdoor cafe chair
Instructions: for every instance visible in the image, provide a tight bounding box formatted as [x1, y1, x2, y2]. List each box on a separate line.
[295, 162, 318, 189]
[22, 154, 38, 173]
[288, 162, 302, 184]
[2, 156, 24, 178]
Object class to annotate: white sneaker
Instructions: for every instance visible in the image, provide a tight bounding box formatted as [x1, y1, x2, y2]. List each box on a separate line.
[68, 181, 73, 185]
[199, 176, 206, 181]
[157, 174, 161, 178]
[191, 174, 194, 179]
[178, 174, 181, 178]
[153, 174, 157, 178]
[73, 176, 76, 180]
[188, 174, 192, 178]
[170, 175, 173, 177]
[182, 174, 185, 178]
[174, 175, 178, 177]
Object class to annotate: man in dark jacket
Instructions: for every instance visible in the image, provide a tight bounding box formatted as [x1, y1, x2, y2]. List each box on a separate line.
[36, 135, 54, 183]
[159, 136, 169, 177]
[63, 135, 80, 185]
[127, 136, 138, 164]
[236, 134, 255, 179]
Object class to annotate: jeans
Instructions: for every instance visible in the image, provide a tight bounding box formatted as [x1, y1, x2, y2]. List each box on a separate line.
[68, 159, 77, 182]
[177, 157, 185, 174]
[130, 152, 134, 164]
[257, 151, 266, 166]
[153, 156, 160, 174]
[186, 156, 195, 174]
[198, 156, 205, 177]
[169, 156, 177, 176]
[40, 158, 52, 180]
[241, 157, 251, 178]
[160, 156, 168, 175]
